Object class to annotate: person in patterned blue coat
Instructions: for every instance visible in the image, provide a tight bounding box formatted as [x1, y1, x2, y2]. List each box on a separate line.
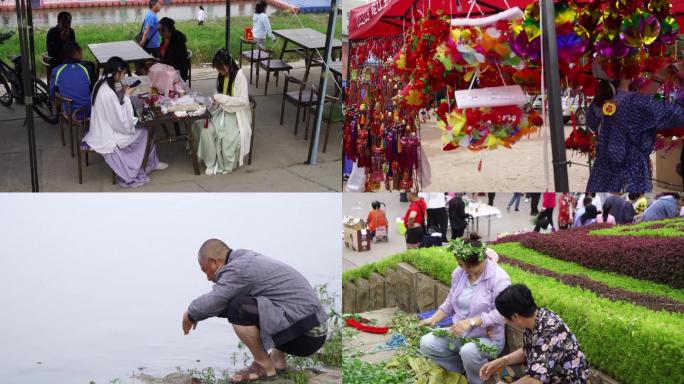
[586, 62, 684, 192]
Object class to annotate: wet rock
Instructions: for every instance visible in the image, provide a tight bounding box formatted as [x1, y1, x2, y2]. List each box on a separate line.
[308, 369, 341, 383]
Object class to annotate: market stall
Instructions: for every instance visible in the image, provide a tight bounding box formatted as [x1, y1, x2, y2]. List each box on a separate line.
[344, 0, 684, 192]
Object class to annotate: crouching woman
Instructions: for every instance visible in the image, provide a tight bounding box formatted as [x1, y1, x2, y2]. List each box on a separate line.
[418, 233, 511, 384]
[480, 284, 589, 384]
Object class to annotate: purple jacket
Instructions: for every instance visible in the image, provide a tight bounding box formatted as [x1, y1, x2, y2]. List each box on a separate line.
[438, 260, 511, 342]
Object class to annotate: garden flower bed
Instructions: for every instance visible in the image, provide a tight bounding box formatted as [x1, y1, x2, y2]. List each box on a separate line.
[588, 218, 684, 238]
[342, 244, 684, 384]
[492, 219, 684, 288]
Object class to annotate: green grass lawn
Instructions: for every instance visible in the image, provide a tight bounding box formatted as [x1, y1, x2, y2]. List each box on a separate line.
[0, 12, 342, 77]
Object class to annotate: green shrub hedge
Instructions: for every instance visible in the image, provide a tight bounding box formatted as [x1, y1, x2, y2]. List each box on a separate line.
[343, 247, 684, 384]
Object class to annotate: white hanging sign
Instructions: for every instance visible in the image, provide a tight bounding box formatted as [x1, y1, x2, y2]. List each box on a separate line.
[450, 7, 524, 27]
[454, 85, 528, 109]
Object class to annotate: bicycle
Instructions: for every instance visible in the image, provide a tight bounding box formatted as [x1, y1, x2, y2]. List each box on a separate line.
[0, 30, 58, 124]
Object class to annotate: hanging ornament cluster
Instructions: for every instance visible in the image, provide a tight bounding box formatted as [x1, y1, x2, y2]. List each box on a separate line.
[509, 1, 589, 88]
[435, 101, 542, 151]
[433, 20, 522, 84]
[585, 0, 679, 80]
[343, 51, 423, 192]
[391, 12, 453, 111]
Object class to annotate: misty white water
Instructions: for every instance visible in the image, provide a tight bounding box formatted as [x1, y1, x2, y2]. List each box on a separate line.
[0, 193, 341, 384]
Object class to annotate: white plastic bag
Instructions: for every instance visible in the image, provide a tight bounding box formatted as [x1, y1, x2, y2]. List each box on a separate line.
[345, 161, 366, 192]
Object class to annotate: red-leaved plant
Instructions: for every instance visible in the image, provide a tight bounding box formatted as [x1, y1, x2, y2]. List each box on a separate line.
[495, 223, 684, 288]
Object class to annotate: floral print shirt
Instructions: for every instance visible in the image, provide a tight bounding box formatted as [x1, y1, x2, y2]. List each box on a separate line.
[523, 308, 589, 384]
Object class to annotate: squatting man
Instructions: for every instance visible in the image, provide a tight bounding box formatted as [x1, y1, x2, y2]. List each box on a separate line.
[182, 239, 328, 383]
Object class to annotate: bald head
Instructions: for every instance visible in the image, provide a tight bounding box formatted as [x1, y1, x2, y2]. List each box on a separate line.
[198, 238, 230, 262]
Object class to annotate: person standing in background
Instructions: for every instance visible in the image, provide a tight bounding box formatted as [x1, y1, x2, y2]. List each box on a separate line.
[528, 193, 541, 216]
[576, 193, 602, 215]
[623, 193, 639, 223]
[197, 5, 205, 26]
[404, 192, 427, 249]
[604, 193, 627, 224]
[541, 192, 556, 230]
[487, 193, 496, 207]
[448, 194, 467, 240]
[558, 192, 575, 229]
[506, 193, 522, 212]
[253, 0, 275, 49]
[46, 12, 75, 71]
[421, 192, 448, 243]
[139, 0, 162, 58]
[158, 17, 189, 81]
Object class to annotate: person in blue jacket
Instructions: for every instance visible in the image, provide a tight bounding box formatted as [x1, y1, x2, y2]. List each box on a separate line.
[139, 0, 162, 58]
[49, 41, 95, 115]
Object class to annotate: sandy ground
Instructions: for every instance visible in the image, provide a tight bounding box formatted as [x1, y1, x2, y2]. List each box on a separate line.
[342, 192, 559, 271]
[420, 119, 670, 192]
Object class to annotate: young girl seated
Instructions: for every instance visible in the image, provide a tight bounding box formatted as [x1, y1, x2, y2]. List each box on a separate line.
[84, 56, 167, 187]
[194, 49, 252, 175]
[366, 201, 388, 240]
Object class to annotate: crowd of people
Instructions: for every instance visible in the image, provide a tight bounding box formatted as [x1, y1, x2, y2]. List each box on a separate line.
[362, 192, 684, 251]
[541, 192, 684, 231]
[44, 1, 277, 186]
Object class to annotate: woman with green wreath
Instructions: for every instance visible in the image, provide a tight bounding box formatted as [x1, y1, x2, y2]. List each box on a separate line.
[419, 233, 511, 384]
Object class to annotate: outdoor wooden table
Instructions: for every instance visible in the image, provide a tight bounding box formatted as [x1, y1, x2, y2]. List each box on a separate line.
[87, 40, 153, 76]
[273, 28, 342, 82]
[126, 76, 210, 176]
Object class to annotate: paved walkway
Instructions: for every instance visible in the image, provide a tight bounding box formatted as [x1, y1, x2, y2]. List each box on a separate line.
[343, 192, 559, 271]
[0, 60, 341, 192]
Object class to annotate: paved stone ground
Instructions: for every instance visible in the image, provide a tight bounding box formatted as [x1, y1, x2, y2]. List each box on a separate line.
[344, 307, 399, 365]
[344, 307, 499, 384]
[0, 60, 342, 192]
[342, 192, 555, 271]
[421, 118, 671, 193]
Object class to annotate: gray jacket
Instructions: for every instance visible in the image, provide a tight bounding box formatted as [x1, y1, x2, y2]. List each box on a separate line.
[187, 249, 327, 350]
